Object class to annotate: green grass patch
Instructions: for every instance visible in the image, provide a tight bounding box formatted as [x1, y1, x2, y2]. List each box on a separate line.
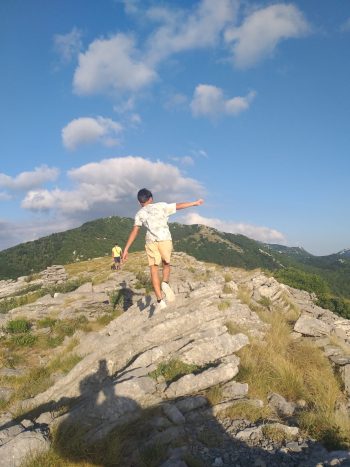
[6, 318, 31, 334]
[134, 272, 153, 294]
[37, 317, 57, 329]
[149, 359, 199, 384]
[9, 333, 38, 348]
[14, 353, 82, 401]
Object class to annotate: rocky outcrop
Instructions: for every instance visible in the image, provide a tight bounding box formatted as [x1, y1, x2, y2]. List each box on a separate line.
[1, 252, 350, 466]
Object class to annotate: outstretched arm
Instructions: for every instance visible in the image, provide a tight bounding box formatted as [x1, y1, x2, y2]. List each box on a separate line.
[122, 226, 140, 262]
[176, 199, 204, 211]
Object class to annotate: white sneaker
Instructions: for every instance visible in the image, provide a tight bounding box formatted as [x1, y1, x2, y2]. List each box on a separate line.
[155, 299, 167, 313]
[161, 282, 175, 302]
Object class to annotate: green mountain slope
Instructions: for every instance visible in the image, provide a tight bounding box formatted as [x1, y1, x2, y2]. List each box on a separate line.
[0, 216, 349, 300]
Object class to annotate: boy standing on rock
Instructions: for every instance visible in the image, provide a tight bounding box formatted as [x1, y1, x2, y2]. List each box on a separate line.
[122, 188, 204, 312]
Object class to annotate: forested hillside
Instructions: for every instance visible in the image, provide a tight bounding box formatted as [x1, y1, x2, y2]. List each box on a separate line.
[1, 216, 350, 304]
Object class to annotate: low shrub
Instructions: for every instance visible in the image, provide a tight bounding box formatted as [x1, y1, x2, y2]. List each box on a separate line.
[274, 268, 330, 296]
[134, 272, 153, 293]
[316, 294, 350, 319]
[37, 317, 57, 329]
[6, 319, 31, 334]
[10, 333, 37, 347]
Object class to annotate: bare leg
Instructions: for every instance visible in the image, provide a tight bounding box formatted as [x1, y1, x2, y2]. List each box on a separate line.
[150, 265, 162, 300]
[162, 261, 171, 283]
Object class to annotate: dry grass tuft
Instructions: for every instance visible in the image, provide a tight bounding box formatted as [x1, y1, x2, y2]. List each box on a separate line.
[205, 385, 223, 406]
[237, 286, 251, 306]
[221, 401, 271, 422]
[236, 309, 350, 449]
[262, 425, 296, 443]
[225, 321, 249, 336]
[217, 300, 231, 311]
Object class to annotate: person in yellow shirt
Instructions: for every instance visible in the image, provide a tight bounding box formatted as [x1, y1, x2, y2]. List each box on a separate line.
[112, 243, 123, 270]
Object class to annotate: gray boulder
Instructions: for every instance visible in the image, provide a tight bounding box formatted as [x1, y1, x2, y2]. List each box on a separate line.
[294, 315, 332, 337]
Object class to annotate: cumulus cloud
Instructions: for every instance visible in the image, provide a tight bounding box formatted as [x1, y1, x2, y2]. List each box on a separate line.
[0, 166, 59, 192]
[225, 4, 310, 68]
[0, 192, 12, 201]
[62, 116, 123, 150]
[0, 218, 76, 251]
[164, 93, 188, 110]
[22, 157, 204, 219]
[183, 212, 286, 243]
[340, 18, 350, 32]
[73, 34, 157, 95]
[191, 84, 256, 118]
[146, 0, 238, 64]
[170, 156, 194, 166]
[73, 1, 238, 97]
[54, 27, 83, 64]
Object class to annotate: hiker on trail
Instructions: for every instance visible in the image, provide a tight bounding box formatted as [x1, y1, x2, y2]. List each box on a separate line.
[122, 188, 204, 312]
[112, 243, 123, 270]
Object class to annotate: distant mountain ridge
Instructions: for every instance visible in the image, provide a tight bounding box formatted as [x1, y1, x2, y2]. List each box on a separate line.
[0, 216, 349, 299]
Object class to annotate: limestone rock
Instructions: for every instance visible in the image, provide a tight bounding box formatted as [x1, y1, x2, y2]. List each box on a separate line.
[0, 429, 49, 467]
[163, 404, 186, 425]
[165, 360, 239, 398]
[294, 315, 332, 337]
[178, 333, 248, 366]
[235, 426, 263, 442]
[267, 392, 296, 417]
[221, 381, 248, 400]
[175, 396, 208, 413]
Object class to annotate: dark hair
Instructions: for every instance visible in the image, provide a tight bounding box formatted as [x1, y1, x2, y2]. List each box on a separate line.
[137, 188, 153, 204]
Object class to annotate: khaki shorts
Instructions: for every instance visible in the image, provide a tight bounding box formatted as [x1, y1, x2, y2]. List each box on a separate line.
[145, 240, 173, 266]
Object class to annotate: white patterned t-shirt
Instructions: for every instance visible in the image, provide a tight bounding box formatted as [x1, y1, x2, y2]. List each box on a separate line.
[134, 202, 177, 243]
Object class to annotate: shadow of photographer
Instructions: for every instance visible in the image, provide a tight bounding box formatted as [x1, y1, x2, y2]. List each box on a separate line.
[1, 358, 343, 466]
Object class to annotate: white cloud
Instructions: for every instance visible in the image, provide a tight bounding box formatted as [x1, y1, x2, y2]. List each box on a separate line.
[183, 212, 286, 243]
[0, 217, 77, 251]
[0, 166, 59, 192]
[225, 4, 310, 68]
[164, 93, 188, 110]
[129, 113, 142, 125]
[53, 27, 83, 64]
[72, 1, 239, 97]
[120, 0, 140, 15]
[22, 156, 204, 219]
[191, 84, 256, 118]
[0, 192, 12, 201]
[146, 0, 238, 64]
[170, 156, 194, 166]
[62, 117, 123, 150]
[340, 18, 350, 32]
[73, 34, 157, 95]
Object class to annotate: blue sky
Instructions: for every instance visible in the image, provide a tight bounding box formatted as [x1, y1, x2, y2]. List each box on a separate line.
[1, 0, 349, 255]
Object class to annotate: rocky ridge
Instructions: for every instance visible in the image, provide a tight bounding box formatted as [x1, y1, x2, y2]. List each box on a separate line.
[0, 253, 350, 466]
